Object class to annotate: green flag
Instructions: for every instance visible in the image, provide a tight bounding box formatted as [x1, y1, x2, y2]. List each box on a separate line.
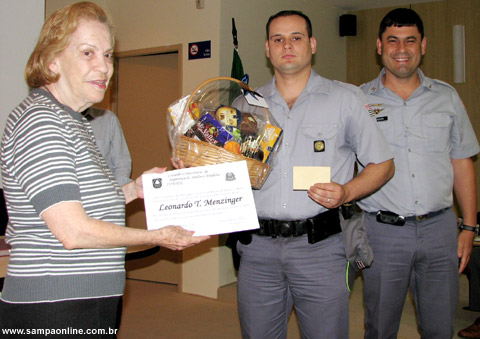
[231, 47, 245, 80]
[229, 47, 245, 104]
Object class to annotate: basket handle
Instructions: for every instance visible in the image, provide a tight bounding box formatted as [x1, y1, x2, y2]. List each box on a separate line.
[183, 76, 269, 121]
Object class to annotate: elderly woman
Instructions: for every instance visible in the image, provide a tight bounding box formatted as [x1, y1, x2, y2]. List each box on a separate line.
[0, 2, 208, 335]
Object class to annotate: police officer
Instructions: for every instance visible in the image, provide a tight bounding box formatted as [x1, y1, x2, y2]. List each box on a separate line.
[358, 8, 479, 339]
[235, 10, 394, 338]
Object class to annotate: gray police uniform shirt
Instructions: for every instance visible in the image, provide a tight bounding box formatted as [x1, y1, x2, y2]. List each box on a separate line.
[84, 108, 132, 186]
[358, 68, 480, 216]
[247, 70, 393, 220]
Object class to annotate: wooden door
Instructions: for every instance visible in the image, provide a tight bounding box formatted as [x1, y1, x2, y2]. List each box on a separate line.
[116, 49, 182, 284]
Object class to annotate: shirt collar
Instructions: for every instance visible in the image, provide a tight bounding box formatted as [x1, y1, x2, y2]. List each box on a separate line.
[34, 87, 83, 119]
[418, 69, 439, 92]
[364, 68, 439, 95]
[261, 69, 331, 102]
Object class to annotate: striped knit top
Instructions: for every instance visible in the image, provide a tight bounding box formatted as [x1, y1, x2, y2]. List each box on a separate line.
[0, 88, 127, 303]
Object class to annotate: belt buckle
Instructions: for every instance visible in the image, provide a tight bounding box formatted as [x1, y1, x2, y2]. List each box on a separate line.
[416, 214, 427, 222]
[278, 221, 292, 237]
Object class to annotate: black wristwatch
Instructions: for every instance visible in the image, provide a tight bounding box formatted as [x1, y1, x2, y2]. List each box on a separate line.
[460, 224, 477, 232]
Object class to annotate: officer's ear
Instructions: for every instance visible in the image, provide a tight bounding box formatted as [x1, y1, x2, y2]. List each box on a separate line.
[421, 36, 426, 56]
[376, 37, 382, 55]
[310, 37, 317, 55]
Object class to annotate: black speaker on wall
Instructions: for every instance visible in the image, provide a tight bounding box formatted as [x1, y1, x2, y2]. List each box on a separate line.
[339, 14, 357, 37]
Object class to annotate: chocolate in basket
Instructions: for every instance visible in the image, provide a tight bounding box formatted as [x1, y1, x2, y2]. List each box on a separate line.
[239, 113, 258, 136]
[185, 112, 234, 147]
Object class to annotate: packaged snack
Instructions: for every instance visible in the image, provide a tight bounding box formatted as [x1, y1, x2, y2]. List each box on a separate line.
[241, 134, 264, 161]
[224, 140, 242, 154]
[188, 102, 201, 120]
[215, 106, 242, 128]
[185, 112, 233, 146]
[260, 124, 283, 163]
[239, 113, 258, 136]
[168, 95, 195, 132]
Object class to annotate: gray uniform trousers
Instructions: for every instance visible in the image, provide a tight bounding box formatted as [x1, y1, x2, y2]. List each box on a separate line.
[362, 209, 459, 339]
[237, 232, 349, 339]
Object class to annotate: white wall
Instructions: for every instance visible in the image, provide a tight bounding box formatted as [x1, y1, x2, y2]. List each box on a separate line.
[0, 0, 45, 187]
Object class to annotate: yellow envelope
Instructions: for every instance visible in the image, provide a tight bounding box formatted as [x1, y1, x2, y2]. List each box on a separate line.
[293, 166, 331, 190]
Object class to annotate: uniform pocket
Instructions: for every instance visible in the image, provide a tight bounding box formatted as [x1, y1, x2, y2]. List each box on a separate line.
[421, 113, 452, 153]
[302, 123, 338, 139]
[302, 123, 338, 156]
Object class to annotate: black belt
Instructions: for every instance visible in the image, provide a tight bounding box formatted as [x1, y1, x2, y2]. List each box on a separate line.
[258, 208, 341, 244]
[373, 208, 448, 226]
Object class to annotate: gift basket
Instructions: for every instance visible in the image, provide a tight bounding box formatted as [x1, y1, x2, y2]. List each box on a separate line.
[167, 77, 283, 189]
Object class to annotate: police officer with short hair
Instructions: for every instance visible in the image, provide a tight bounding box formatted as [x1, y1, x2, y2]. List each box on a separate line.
[358, 8, 479, 339]
[235, 10, 394, 338]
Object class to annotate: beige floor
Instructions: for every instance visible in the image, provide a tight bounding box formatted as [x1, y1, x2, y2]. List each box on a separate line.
[118, 273, 477, 339]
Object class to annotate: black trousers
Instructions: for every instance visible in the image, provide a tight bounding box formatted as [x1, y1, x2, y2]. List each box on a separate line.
[0, 296, 122, 338]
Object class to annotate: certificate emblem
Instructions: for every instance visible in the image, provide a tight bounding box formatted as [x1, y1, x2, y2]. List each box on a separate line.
[152, 178, 162, 189]
[225, 172, 236, 181]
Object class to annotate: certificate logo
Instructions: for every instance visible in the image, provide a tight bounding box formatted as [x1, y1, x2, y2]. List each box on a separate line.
[152, 178, 162, 189]
[225, 172, 236, 181]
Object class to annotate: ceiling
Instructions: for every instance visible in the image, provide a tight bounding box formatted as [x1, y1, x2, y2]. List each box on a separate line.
[321, 0, 444, 11]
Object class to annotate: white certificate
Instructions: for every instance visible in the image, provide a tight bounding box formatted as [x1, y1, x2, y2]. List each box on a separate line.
[142, 161, 259, 236]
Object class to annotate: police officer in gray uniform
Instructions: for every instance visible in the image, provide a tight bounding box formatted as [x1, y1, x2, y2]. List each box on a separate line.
[358, 8, 479, 339]
[235, 10, 394, 338]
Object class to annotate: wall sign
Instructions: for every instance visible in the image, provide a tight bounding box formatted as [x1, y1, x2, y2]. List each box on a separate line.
[188, 40, 211, 60]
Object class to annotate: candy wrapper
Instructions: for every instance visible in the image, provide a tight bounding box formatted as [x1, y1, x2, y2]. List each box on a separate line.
[167, 77, 283, 189]
[185, 112, 234, 146]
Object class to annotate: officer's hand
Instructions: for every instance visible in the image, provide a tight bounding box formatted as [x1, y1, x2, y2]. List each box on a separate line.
[308, 181, 347, 208]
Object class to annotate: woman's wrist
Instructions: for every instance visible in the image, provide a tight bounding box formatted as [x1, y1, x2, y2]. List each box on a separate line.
[122, 180, 138, 204]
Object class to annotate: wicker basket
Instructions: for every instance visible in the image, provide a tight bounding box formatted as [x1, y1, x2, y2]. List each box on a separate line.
[174, 135, 271, 189]
[168, 77, 281, 189]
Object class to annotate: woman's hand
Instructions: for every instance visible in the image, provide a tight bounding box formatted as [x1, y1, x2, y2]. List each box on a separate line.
[134, 167, 167, 199]
[152, 226, 210, 251]
[170, 157, 187, 169]
[42, 201, 210, 250]
[123, 167, 166, 203]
